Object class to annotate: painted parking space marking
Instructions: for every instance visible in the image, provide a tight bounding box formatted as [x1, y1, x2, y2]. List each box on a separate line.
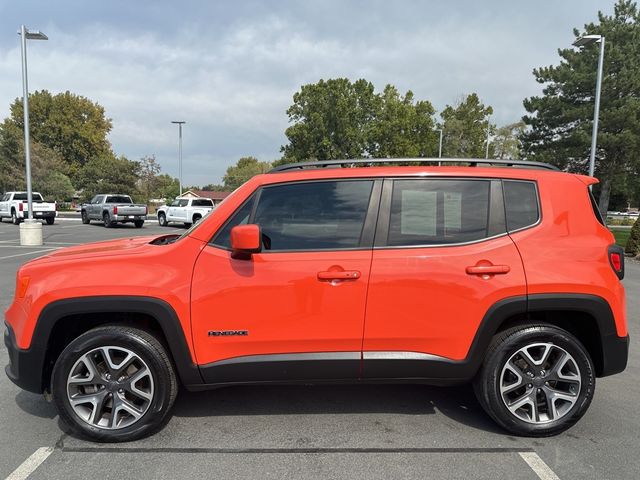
[0, 248, 59, 260]
[4, 447, 53, 480]
[519, 452, 561, 480]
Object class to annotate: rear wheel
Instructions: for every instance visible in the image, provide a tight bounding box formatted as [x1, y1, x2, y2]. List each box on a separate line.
[473, 324, 594, 437]
[46, 217, 55, 225]
[134, 220, 144, 228]
[81, 210, 90, 224]
[183, 223, 192, 228]
[192, 214, 202, 225]
[51, 326, 177, 442]
[158, 213, 168, 227]
[11, 210, 20, 225]
[103, 212, 114, 228]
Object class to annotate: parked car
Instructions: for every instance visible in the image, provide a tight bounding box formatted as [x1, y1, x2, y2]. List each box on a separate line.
[5, 158, 628, 442]
[0, 191, 57, 225]
[157, 198, 215, 227]
[80, 194, 147, 228]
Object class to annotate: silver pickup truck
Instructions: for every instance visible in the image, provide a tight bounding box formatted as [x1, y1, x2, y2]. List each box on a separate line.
[81, 194, 147, 228]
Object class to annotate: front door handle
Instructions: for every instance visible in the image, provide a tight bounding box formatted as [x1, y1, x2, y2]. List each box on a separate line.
[466, 264, 511, 275]
[317, 270, 361, 281]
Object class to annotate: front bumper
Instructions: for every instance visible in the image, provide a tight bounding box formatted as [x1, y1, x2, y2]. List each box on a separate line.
[4, 323, 43, 393]
[599, 333, 630, 377]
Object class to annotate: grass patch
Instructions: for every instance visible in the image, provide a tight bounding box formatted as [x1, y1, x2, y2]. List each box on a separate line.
[610, 228, 631, 247]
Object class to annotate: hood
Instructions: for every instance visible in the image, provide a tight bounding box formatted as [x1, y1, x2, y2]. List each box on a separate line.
[28, 236, 159, 264]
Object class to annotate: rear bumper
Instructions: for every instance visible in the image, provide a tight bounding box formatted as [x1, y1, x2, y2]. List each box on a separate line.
[4, 323, 43, 393]
[19, 211, 56, 219]
[113, 215, 147, 222]
[599, 333, 629, 377]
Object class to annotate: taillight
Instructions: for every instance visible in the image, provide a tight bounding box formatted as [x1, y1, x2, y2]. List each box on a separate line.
[113, 206, 118, 215]
[144, 206, 148, 215]
[608, 244, 625, 280]
[19, 202, 23, 212]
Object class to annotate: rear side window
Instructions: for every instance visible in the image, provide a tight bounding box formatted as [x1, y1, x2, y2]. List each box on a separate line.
[192, 199, 214, 207]
[588, 189, 605, 226]
[254, 180, 373, 251]
[387, 179, 491, 246]
[503, 180, 539, 232]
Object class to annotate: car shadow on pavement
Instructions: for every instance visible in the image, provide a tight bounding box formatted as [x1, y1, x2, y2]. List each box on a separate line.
[171, 383, 503, 434]
[15, 390, 58, 419]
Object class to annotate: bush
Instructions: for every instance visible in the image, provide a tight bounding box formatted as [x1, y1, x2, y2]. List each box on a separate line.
[625, 219, 640, 256]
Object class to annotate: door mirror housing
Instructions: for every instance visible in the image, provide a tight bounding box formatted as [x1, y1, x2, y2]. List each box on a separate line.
[230, 224, 262, 259]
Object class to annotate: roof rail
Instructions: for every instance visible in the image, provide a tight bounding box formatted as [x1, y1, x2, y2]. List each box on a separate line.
[269, 158, 559, 173]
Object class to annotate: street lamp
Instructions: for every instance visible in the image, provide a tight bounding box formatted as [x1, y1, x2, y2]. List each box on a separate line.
[171, 121, 186, 195]
[18, 25, 48, 246]
[485, 115, 491, 159]
[573, 34, 605, 178]
[437, 128, 443, 158]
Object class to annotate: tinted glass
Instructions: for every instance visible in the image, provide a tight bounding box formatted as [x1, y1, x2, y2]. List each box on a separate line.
[192, 199, 214, 207]
[387, 179, 491, 246]
[503, 181, 539, 231]
[106, 195, 133, 204]
[254, 180, 373, 251]
[13, 193, 43, 201]
[588, 189, 605, 226]
[211, 196, 255, 248]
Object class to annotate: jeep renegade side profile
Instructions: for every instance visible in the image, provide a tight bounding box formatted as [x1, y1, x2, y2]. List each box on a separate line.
[4, 159, 628, 442]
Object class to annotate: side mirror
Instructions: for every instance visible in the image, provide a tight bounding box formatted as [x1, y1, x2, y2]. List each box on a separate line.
[230, 224, 262, 259]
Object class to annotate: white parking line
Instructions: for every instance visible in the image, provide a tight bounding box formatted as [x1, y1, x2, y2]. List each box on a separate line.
[5, 447, 53, 480]
[0, 248, 58, 260]
[519, 452, 561, 480]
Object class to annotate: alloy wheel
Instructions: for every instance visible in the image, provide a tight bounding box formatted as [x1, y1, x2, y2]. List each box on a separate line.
[499, 342, 581, 424]
[66, 346, 155, 430]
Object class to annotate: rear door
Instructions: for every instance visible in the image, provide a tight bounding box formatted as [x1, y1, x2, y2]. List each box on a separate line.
[362, 177, 526, 378]
[191, 179, 381, 383]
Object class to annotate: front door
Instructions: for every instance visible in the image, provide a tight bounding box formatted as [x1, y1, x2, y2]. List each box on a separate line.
[191, 179, 381, 384]
[362, 178, 527, 377]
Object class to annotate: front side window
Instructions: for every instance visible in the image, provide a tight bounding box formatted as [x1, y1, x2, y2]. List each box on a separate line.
[251, 180, 373, 251]
[211, 196, 255, 248]
[387, 179, 491, 246]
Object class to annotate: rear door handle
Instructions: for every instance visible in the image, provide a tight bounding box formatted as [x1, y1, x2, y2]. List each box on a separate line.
[466, 265, 511, 275]
[317, 270, 361, 281]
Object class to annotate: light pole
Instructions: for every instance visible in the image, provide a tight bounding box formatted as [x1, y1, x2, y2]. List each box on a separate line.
[171, 121, 186, 195]
[485, 116, 491, 159]
[437, 128, 443, 158]
[18, 25, 47, 246]
[573, 34, 605, 178]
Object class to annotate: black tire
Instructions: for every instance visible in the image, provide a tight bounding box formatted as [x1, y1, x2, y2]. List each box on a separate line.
[192, 214, 202, 225]
[11, 209, 20, 225]
[473, 323, 595, 437]
[134, 220, 144, 228]
[158, 212, 168, 227]
[183, 223, 192, 228]
[46, 217, 55, 225]
[51, 326, 178, 442]
[81, 210, 90, 224]
[103, 212, 113, 228]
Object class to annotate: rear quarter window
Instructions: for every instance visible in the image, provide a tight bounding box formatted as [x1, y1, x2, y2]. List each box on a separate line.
[503, 180, 540, 232]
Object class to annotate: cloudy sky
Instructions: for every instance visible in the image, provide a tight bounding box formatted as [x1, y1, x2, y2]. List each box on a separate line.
[0, 0, 613, 186]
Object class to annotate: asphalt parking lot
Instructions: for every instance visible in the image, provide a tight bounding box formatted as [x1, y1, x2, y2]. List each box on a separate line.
[0, 218, 638, 479]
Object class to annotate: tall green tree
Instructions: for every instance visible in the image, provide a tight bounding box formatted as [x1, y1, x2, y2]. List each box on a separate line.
[439, 93, 494, 158]
[368, 85, 438, 157]
[0, 90, 113, 176]
[493, 121, 526, 160]
[223, 156, 272, 189]
[76, 155, 140, 201]
[137, 155, 162, 201]
[521, 0, 640, 214]
[281, 78, 378, 161]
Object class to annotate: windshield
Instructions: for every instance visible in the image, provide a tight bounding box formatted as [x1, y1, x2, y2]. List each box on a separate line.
[106, 195, 133, 204]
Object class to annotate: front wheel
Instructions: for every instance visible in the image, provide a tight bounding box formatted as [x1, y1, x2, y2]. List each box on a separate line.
[473, 324, 594, 437]
[51, 326, 178, 442]
[158, 213, 168, 227]
[81, 210, 90, 224]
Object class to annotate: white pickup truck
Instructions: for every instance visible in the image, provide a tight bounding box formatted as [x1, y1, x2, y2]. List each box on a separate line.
[0, 191, 57, 225]
[157, 198, 215, 227]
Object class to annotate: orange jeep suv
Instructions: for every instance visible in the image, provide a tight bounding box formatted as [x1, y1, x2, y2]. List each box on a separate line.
[4, 159, 628, 442]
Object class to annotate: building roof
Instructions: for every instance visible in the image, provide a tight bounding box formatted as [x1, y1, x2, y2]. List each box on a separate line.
[179, 189, 232, 200]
